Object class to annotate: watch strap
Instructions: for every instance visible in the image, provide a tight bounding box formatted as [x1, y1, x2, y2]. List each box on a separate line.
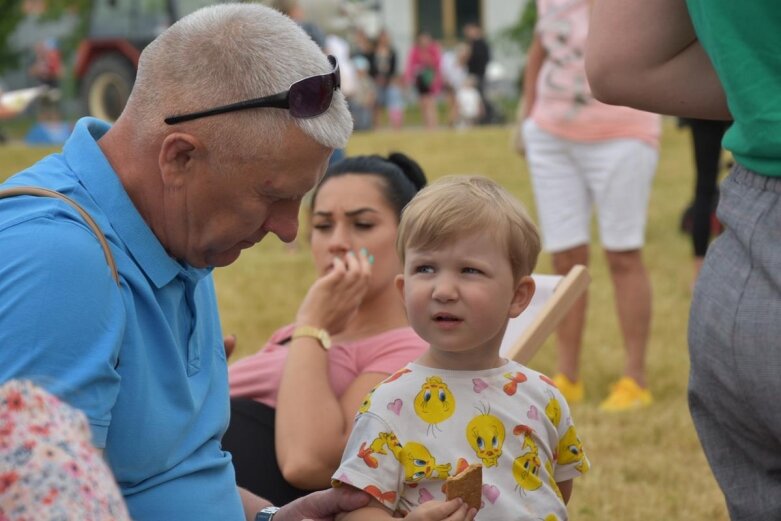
[291, 325, 331, 350]
[255, 506, 280, 521]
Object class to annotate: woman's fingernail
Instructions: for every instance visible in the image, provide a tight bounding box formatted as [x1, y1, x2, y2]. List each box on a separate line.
[359, 247, 368, 256]
[347, 250, 355, 257]
[368, 255, 375, 265]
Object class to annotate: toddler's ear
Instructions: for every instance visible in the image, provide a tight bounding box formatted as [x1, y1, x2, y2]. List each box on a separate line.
[395, 274, 406, 300]
[509, 276, 535, 318]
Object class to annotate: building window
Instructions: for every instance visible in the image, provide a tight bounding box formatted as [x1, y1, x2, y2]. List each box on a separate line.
[455, 0, 481, 38]
[415, 0, 483, 43]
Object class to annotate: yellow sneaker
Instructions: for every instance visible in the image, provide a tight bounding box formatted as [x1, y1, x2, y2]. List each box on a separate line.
[552, 373, 584, 404]
[599, 377, 653, 412]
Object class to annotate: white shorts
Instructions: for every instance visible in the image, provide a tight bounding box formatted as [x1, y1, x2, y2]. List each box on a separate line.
[522, 119, 658, 253]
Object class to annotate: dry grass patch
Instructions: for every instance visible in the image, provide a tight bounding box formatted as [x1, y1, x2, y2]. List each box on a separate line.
[0, 121, 728, 520]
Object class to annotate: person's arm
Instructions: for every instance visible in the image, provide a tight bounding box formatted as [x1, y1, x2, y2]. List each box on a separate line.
[404, 48, 418, 87]
[275, 251, 377, 489]
[558, 479, 573, 504]
[519, 31, 546, 122]
[431, 44, 444, 94]
[585, 0, 729, 119]
[337, 496, 475, 521]
[389, 50, 397, 78]
[0, 213, 124, 448]
[274, 487, 371, 521]
[239, 487, 272, 521]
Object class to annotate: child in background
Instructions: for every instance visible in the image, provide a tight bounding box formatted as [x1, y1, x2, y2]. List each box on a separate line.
[349, 55, 377, 131]
[455, 75, 484, 129]
[332, 176, 589, 520]
[385, 76, 406, 130]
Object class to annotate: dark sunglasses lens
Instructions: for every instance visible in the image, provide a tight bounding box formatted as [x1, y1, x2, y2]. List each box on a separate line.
[289, 74, 334, 118]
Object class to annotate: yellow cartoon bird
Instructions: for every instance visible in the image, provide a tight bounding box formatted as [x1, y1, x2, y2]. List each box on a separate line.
[359, 432, 451, 482]
[414, 376, 456, 435]
[398, 441, 452, 482]
[465, 412, 505, 467]
[545, 396, 562, 428]
[557, 426, 589, 473]
[545, 460, 562, 500]
[511, 425, 543, 492]
[358, 386, 378, 414]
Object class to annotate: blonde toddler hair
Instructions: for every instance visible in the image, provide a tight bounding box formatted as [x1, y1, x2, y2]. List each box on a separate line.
[396, 175, 541, 280]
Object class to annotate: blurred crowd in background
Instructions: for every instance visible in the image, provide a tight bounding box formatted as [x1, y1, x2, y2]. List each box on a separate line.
[1, 0, 518, 139]
[275, 0, 507, 132]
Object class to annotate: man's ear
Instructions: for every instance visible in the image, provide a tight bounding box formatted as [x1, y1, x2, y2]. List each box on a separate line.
[509, 275, 536, 318]
[158, 133, 201, 188]
[395, 273, 406, 301]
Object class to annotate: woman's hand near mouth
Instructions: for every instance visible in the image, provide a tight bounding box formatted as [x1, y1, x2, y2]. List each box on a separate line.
[296, 249, 373, 336]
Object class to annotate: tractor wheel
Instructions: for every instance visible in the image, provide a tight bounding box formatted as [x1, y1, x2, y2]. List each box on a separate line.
[80, 54, 135, 122]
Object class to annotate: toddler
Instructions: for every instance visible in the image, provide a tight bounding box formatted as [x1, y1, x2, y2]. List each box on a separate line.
[332, 176, 590, 520]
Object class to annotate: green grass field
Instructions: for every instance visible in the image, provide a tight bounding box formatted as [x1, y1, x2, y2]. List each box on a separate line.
[0, 120, 728, 520]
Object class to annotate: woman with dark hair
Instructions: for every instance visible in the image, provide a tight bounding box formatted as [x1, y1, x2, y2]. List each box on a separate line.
[223, 153, 428, 505]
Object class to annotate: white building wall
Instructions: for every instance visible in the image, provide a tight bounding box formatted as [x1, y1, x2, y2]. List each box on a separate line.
[379, 0, 415, 80]
[484, 0, 528, 88]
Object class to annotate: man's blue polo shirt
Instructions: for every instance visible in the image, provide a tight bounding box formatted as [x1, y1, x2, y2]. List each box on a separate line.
[0, 118, 244, 520]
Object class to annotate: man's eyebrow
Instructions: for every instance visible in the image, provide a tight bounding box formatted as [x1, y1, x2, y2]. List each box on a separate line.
[313, 208, 379, 217]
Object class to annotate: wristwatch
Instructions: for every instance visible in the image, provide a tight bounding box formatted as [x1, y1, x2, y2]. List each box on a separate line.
[255, 506, 280, 521]
[292, 325, 332, 350]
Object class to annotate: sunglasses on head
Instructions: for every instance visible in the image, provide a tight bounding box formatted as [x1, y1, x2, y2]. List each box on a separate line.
[164, 55, 341, 125]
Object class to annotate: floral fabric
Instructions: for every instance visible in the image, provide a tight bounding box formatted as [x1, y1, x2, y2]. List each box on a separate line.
[0, 379, 130, 521]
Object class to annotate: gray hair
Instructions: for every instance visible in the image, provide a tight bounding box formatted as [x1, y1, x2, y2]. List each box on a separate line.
[125, 3, 352, 157]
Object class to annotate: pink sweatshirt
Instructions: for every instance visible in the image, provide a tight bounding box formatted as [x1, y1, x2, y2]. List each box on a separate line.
[228, 324, 427, 409]
[404, 42, 443, 95]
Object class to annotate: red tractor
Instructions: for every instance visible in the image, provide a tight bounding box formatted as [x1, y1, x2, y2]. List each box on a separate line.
[74, 0, 210, 121]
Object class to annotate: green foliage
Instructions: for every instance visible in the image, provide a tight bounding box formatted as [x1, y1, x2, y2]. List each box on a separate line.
[493, 0, 538, 89]
[40, 0, 93, 60]
[502, 0, 538, 53]
[0, 0, 26, 74]
[0, 0, 91, 77]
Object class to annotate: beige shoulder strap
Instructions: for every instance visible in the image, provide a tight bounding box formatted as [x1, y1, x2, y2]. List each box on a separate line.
[0, 186, 120, 285]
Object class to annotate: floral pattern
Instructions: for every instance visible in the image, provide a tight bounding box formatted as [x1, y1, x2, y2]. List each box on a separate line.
[0, 380, 130, 520]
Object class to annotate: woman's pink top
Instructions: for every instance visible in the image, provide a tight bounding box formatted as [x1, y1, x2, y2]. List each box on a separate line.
[228, 325, 427, 409]
[530, 0, 661, 148]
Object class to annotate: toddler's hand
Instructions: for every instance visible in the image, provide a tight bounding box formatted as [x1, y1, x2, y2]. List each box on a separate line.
[403, 499, 477, 521]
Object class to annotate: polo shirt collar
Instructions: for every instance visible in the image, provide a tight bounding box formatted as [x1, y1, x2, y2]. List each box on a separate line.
[63, 118, 212, 288]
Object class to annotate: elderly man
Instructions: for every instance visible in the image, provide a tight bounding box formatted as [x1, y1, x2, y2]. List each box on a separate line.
[0, 4, 368, 521]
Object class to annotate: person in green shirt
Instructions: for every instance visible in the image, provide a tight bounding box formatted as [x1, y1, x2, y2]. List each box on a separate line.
[586, 1, 781, 519]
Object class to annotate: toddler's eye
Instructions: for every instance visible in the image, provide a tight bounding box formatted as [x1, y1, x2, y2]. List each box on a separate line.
[462, 267, 483, 274]
[414, 265, 434, 274]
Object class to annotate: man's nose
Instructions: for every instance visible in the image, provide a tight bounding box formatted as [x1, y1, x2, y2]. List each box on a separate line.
[266, 200, 300, 243]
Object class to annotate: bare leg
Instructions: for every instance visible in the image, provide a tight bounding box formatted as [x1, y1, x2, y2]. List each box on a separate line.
[420, 95, 438, 129]
[552, 244, 589, 382]
[693, 255, 705, 284]
[604, 248, 651, 387]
